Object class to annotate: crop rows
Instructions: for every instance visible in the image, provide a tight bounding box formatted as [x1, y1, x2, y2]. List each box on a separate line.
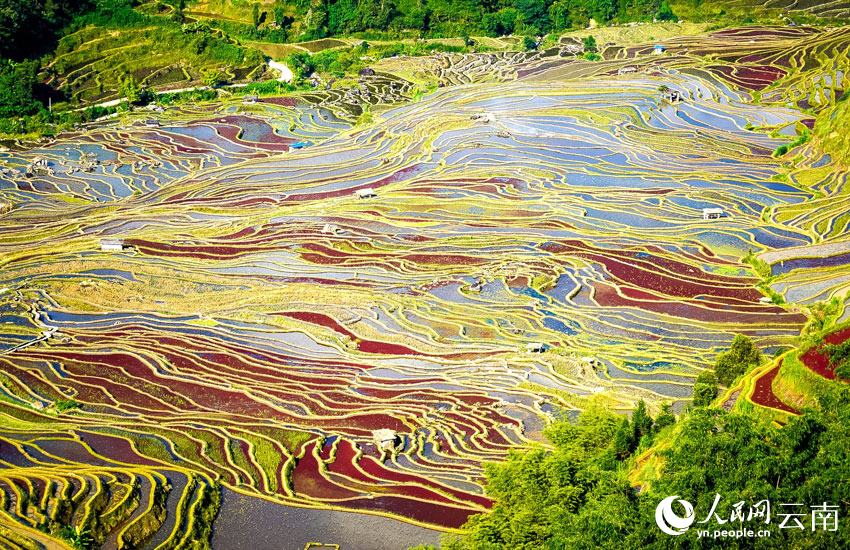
[1, 24, 849, 541]
[0, 431, 219, 549]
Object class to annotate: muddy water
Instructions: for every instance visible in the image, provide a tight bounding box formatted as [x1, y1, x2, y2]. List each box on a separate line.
[211, 488, 442, 550]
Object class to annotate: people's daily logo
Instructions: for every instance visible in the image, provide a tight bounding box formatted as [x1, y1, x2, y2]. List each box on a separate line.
[655, 496, 695, 536]
[655, 495, 839, 539]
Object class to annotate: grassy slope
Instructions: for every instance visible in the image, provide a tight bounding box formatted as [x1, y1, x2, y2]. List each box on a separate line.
[632, 330, 848, 490]
[626, 6, 850, 483]
[816, 98, 850, 167]
[42, 3, 267, 107]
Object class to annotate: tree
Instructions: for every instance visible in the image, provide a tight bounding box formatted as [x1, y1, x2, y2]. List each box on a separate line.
[0, 0, 89, 59]
[592, 0, 617, 22]
[201, 69, 225, 87]
[827, 339, 850, 380]
[274, 5, 286, 25]
[172, 0, 186, 23]
[500, 8, 519, 34]
[658, 84, 670, 93]
[119, 74, 143, 104]
[654, 403, 675, 430]
[328, 0, 360, 34]
[656, 1, 676, 21]
[252, 3, 260, 27]
[631, 400, 653, 440]
[612, 417, 634, 458]
[286, 51, 316, 80]
[61, 525, 94, 549]
[303, 5, 328, 39]
[458, 404, 625, 549]
[804, 298, 842, 336]
[583, 35, 597, 53]
[523, 36, 537, 50]
[405, 8, 428, 30]
[646, 391, 850, 549]
[482, 12, 502, 36]
[437, 381, 850, 550]
[515, 0, 548, 31]
[714, 334, 761, 386]
[692, 371, 719, 407]
[0, 59, 41, 118]
[547, 0, 572, 32]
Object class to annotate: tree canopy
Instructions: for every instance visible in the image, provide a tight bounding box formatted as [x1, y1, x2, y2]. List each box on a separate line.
[0, 0, 92, 59]
[298, 0, 682, 40]
[427, 384, 850, 549]
[0, 59, 41, 118]
[692, 371, 719, 407]
[715, 334, 762, 386]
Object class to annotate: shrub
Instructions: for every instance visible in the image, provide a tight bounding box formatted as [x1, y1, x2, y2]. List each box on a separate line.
[827, 340, 850, 380]
[654, 403, 675, 430]
[244, 80, 295, 95]
[693, 371, 719, 406]
[201, 69, 226, 87]
[119, 74, 144, 104]
[55, 399, 80, 413]
[773, 144, 789, 157]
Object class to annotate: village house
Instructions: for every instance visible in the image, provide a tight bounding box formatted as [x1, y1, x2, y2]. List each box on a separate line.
[663, 89, 683, 102]
[618, 66, 637, 76]
[372, 429, 399, 451]
[243, 94, 258, 104]
[100, 238, 125, 252]
[26, 157, 51, 177]
[702, 207, 724, 220]
[527, 342, 548, 353]
[653, 45, 666, 54]
[581, 356, 600, 369]
[470, 112, 494, 123]
[354, 188, 376, 199]
[358, 67, 376, 77]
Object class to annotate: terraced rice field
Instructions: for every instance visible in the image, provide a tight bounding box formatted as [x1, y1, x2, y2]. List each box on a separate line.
[1, 25, 849, 549]
[47, 24, 265, 105]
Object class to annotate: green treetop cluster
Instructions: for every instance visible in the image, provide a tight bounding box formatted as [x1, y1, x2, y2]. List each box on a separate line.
[303, 0, 685, 41]
[415, 338, 850, 550]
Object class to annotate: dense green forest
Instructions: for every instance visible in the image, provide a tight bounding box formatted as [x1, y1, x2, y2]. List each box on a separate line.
[0, 0, 89, 60]
[429, 389, 850, 549]
[197, 0, 685, 43]
[0, 0, 686, 60]
[312, 0, 682, 40]
[414, 332, 850, 550]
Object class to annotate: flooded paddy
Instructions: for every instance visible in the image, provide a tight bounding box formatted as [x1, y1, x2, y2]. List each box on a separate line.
[212, 488, 441, 550]
[2, 25, 848, 542]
